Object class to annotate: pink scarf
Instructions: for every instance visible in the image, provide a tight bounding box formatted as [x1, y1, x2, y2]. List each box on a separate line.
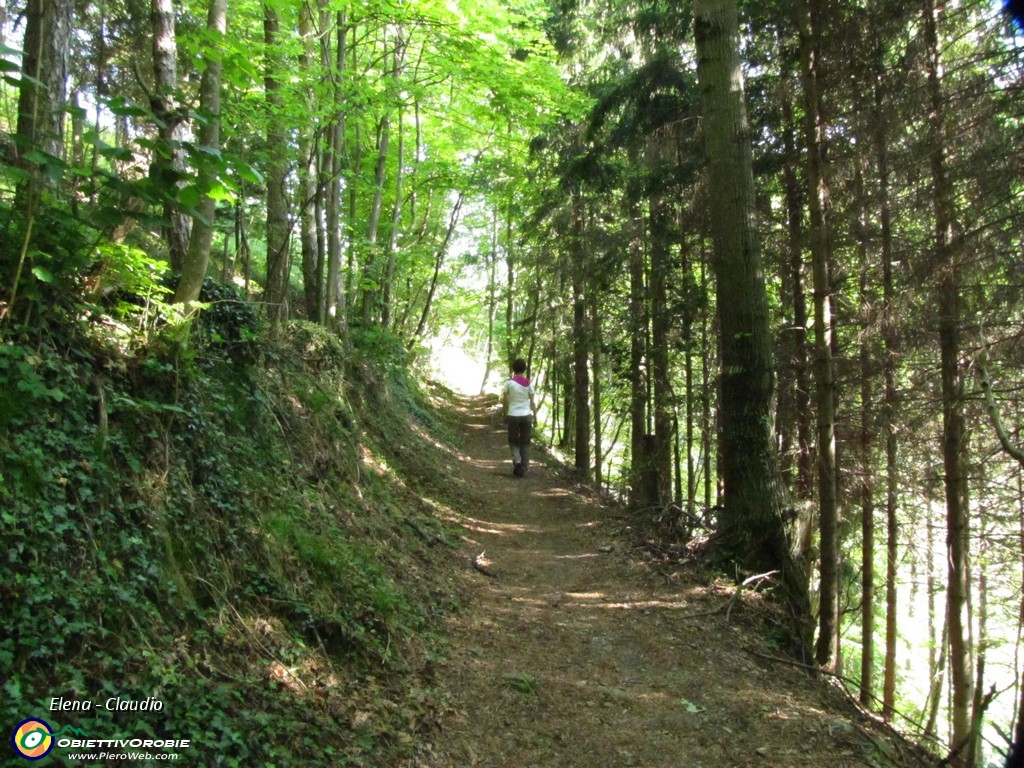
[511, 375, 530, 387]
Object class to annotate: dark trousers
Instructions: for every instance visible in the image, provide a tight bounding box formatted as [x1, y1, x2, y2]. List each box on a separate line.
[506, 415, 533, 468]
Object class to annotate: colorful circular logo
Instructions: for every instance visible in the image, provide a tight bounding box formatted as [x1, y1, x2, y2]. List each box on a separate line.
[11, 718, 54, 761]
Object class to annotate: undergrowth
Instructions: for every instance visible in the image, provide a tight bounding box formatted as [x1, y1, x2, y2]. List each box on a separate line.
[1, 299, 465, 766]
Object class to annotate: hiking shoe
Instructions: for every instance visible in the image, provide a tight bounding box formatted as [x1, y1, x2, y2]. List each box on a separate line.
[513, 463, 524, 477]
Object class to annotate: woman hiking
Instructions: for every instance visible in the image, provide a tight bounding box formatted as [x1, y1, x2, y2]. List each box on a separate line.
[501, 358, 537, 477]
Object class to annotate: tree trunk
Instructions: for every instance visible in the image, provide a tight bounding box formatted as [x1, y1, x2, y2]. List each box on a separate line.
[297, 0, 320, 320]
[382, 100, 404, 329]
[628, 200, 652, 509]
[1008, 483, 1024, 768]
[649, 187, 673, 507]
[592, 303, 603, 488]
[700, 247, 713, 512]
[359, 26, 399, 327]
[412, 192, 464, 343]
[777, 30, 815, 585]
[694, 0, 812, 658]
[16, 0, 71, 169]
[5, 0, 70, 313]
[571, 191, 590, 477]
[174, 0, 227, 304]
[263, 5, 290, 323]
[869, 24, 901, 721]
[151, 0, 191, 270]
[359, 110, 389, 325]
[796, 0, 840, 671]
[681, 238, 696, 516]
[855, 160, 875, 706]
[968, 495, 990, 768]
[323, 7, 348, 333]
[923, 0, 973, 753]
[480, 212, 499, 394]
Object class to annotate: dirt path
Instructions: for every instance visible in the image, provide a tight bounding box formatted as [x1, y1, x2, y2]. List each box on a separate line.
[432, 395, 931, 768]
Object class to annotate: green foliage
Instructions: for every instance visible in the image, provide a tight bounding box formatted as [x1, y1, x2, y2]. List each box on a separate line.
[0, 308, 462, 765]
[502, 671, 540, 695]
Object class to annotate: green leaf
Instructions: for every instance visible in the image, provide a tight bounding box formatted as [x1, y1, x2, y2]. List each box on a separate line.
[231, 160, 264, 185]
[207, 181, 234, 203]
[1, 165, 30, 184]
[178, 185, 202, 208]
[681, 699, 706, 714]
[106, 96, 151, 118]
[31, 266, 55, 283]
[3, 677, 21, 700]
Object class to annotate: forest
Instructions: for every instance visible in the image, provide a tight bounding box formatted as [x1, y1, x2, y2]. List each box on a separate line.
[2, 0, 1024, 765]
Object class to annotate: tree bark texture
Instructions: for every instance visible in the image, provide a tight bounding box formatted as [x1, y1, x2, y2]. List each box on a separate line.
[174, 0, 227, 305]
[297, 0, 321, 321]
[571, 192, 590, 477]
[16, 0, 72, 168]
[796, 0, 840, 672]
[873, 27, 900, 720]
[263, 5, 290, 323]
[694, 0, 812, 658]
[855, 160, 875, 706]
[151, 0, 191, 270]
[323, 8, 348, 333]
[628, 200, 652, 510]
[778, 52, 815, 581]
[923, 0, 974, 752]
[649, 187, 673, 507]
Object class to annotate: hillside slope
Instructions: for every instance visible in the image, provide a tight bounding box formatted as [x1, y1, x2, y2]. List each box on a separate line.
[2, 318, 467, 766]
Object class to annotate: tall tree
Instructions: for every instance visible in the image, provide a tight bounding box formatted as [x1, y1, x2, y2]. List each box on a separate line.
[150, 0, 191, 269]
[923, 0, 974, 754]
[628, 199, 652, 509]
[796, 0, 840, 672]
[323, 7, 348, 333]
[263, 3, 290, 323]
[5, 0, 71, 317]
[693, 0, 812, 656]
[648, 143, 674, 507]
[296, 0, 321, 320]
[174, 0, 228, 305]
[873, 18, 901, 721]
[570, 189, 591, 476]
[15, 0, 72, 170]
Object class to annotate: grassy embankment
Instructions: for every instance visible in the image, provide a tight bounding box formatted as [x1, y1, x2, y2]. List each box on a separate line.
[2, 301, 469, 766]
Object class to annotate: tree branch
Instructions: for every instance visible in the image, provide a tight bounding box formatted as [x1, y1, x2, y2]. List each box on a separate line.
[977, 353, 1024, 467]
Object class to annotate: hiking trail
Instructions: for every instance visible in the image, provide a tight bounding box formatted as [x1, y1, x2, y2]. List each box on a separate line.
[427, 394, 931, 768]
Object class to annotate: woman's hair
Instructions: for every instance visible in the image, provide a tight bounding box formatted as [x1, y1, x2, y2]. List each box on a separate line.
[512, 358, 527, 374]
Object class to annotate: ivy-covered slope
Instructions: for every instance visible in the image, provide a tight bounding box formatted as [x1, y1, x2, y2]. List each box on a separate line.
[1, 304, 467, 766]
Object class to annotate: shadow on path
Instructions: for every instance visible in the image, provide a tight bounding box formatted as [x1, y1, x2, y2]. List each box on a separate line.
[433, 395, 929, 768]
